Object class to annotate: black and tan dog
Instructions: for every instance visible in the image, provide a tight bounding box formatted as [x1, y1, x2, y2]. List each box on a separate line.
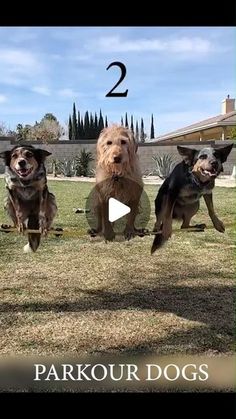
[0, 145, 57, 252]
[151, 143, 233, 254]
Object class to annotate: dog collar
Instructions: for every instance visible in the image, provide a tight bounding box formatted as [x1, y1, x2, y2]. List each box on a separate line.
[190, 170, 212, 188]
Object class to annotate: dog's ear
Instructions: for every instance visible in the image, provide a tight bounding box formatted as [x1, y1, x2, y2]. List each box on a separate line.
[131, 135, 138, 153]
[0, 150, 11, 165]
[177, 146, 198, 165]
[127, 129, 138, 153]
[215, 143, 233, 163]
[35, 148, 52, 160]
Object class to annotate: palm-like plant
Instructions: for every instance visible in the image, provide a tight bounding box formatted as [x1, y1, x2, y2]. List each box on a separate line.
[75, 149, 94, 176]
[152, 154, 176, 179]
[58, 159, 76, 177]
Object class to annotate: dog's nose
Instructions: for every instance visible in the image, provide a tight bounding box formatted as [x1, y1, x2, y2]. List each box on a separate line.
[18, 159, 26, 168]
[114, 156, 122, 163]
[211, 160, 218, 169]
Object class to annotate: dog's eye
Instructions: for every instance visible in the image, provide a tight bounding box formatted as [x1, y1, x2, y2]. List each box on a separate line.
[199, 154, 207, 159]
[25, 152, 33, 158]
[121, 140, 127, 145]
[11, 154, 17, 159]
[107, 141, 112, 145]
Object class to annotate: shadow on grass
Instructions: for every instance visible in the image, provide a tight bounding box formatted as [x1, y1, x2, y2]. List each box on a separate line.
[0, 284, 233, 334]
[91, 327, 233, 355]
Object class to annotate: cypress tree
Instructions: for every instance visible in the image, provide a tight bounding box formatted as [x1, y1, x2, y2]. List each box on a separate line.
[150, 114, 155, 139]
[98, 109, 104, 133]
[135, 121, 139, 142]
[84, 111, 90, 139]
[121, 117, 124, 126]
[72, 102, 77, 140]
[77, 111, 81, 139]
[125, 113, 129, 128]
[140, 118, 145, 143]
[90, 113, 94, 139]
[105, 116, 108, 128]
[94, 113, 98, 137]
[68, 115, 72, 140]
[130, 115, 134, 133]
[80, 118, 84, 139]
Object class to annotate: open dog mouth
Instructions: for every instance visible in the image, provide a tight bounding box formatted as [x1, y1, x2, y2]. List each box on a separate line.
[200, 167, 217, 178]
[16, 167, 33, 178]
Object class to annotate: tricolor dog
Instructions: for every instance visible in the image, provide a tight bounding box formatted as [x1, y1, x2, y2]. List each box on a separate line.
[151, 143, 233, 253]
[0, 145, 57, 252]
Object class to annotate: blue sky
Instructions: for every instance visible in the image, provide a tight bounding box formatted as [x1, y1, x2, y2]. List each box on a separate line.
[0, 27, 235, 137]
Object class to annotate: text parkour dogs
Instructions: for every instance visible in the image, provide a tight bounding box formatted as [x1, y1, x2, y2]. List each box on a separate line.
[34, 363, 209, 382]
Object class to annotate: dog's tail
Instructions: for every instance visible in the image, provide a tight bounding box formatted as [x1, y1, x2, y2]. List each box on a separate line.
[24, 214, 41, 253]
[151, 229, 166, 254]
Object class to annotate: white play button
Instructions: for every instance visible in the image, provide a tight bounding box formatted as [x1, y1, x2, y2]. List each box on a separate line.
[108, 197, 130, 222]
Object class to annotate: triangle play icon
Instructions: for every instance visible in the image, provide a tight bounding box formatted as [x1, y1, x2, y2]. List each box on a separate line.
[108, 197, 131, 222]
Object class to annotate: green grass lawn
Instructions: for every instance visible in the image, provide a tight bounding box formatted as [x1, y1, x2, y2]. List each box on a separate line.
[0, 179, 235, 357]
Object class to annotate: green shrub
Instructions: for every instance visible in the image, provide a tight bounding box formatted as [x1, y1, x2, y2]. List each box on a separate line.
[74, 149, 94, 176]
[58, 158, 76, 177]
[152, 153, 176, 179]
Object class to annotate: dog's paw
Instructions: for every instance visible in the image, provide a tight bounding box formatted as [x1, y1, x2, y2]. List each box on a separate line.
[124, 227, 136, 240]
[39, 227, 48, 237]
[193, 223, 206, 231]
[23, 243, 33, 253]
[88, 228, 100, 237]
[195, 223, 206, 229]
[17, 222, 25, 234]
[213, 218, 225, 233]
[103, 229, 115, 241]
[39, 220, 48, 236]
[135, 228, 149, 237]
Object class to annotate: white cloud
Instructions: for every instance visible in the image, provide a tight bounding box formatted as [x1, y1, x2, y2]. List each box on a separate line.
[91, 36, 213, 54]
[0, 48, 41, 72]
[0, 94, 7, 103]
[0, 48, 44, 87]
[31, 86, 51, 96]
[58, 88, 78, 98]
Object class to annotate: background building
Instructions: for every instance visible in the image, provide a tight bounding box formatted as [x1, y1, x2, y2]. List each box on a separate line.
[151, 96, 236, 144]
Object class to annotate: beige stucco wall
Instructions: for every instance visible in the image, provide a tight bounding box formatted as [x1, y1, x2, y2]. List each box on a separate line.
[0, 138, 235, 175]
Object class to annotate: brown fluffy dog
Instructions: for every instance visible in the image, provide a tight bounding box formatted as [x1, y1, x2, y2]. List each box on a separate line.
[92, 125, 143, 241]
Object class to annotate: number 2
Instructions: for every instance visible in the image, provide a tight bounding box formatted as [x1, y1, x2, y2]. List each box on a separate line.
[106, 62, 128, 97]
